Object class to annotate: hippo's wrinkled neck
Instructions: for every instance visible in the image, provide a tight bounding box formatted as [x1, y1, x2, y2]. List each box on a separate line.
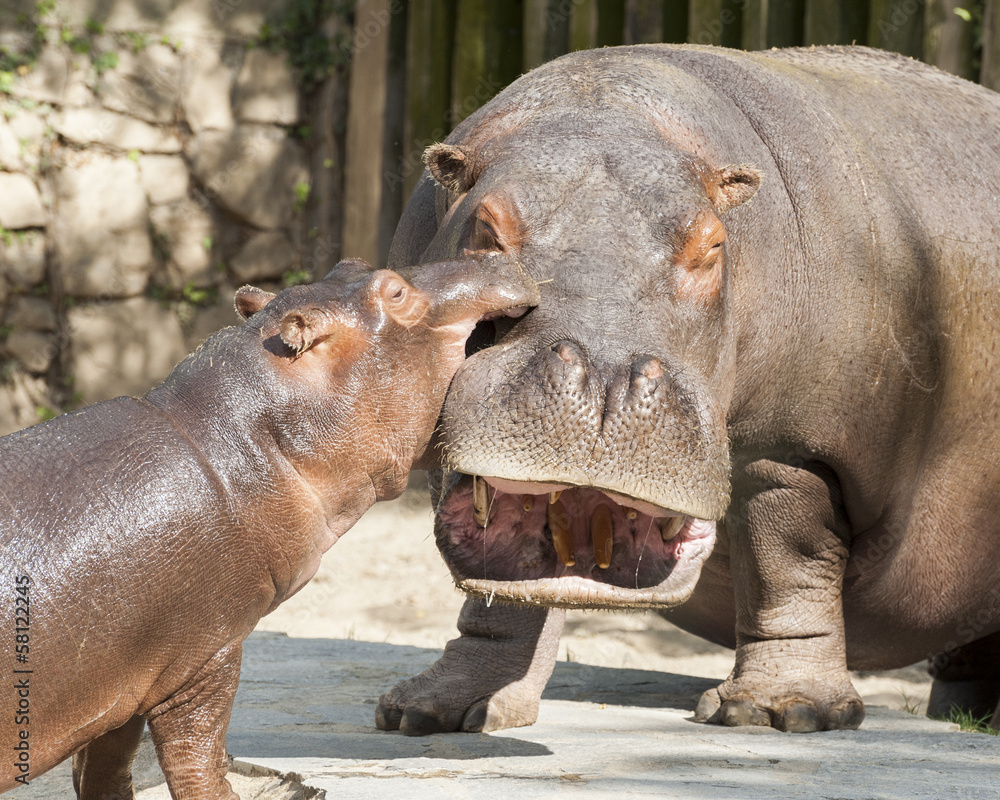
[142, 327, 382, 602]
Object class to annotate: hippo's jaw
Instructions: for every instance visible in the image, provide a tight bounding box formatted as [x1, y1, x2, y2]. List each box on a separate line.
[433, 470, 717, 610]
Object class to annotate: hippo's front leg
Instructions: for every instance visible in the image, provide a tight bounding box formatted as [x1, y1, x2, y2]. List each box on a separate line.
[695, 459, 865, 732]
[146, 643, 242, 800]
[72, 714, 145, 799]
[376, 598, 564, 735]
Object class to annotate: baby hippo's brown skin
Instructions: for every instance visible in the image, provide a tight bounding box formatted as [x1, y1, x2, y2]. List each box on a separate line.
[0, 255, 538, 799]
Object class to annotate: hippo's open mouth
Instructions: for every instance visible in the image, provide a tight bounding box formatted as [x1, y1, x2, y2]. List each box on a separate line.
[434, 470, 717, 609]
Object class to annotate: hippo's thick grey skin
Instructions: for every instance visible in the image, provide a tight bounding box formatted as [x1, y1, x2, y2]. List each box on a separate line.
[376, 45, 1000, 735]
[0, 256, 538, 797]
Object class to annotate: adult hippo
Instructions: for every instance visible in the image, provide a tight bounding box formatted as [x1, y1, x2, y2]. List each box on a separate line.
[376, 44, 1000, 734]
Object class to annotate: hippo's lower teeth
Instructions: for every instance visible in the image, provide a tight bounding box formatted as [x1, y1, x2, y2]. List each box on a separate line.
[547, 499, 575, 566]
[660, 515, 685, 541]
[549, 490, 562, 504]
[591, 504, 614, 568]
[521, 494, 534, 512]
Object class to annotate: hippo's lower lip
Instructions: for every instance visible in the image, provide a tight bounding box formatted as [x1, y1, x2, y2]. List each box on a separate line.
[435, 472, 717, 610]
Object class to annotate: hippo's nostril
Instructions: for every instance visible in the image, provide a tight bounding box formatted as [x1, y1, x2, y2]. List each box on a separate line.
[631, 356, 662, 381]
[465, 320, 497, 358]
[552, 341, 584, 365]
[640, 358, 662, 380]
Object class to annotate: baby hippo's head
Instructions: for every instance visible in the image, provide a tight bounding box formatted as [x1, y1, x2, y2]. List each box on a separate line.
[233, 255, 539, 480]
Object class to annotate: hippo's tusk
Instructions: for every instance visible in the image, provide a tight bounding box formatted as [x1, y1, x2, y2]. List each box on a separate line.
[591, 504, 614, 569]
[547, 499, 575, 566]
[659, 516, 685, 541]
[473, 475, 489, 527]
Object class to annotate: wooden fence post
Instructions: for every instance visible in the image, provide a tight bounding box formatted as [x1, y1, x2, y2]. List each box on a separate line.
[688, 0, 743, 47]
[403, 0, 457, 199]
[742, 0, 805, 50]
[804, 0, 868, 44]
[524, 0, 571, 70]
[923, 0, 976, 79]
[343, 0, 408, 267]
[451, 0, 524, 126]
[569, 0, 625, 50]
[308, 14, 352, 276]
[868, 0, 925, 57]
[623, 0, 689, 44]
[625, 0, 665, 44]
[982, 0, 1000, 89]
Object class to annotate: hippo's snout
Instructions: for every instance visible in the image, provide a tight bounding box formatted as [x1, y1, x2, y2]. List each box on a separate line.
[443, 334, 730, 518]
[430, 327, 730, 609]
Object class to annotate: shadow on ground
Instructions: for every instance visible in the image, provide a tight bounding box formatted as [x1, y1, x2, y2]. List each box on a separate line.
[16, 633, 1000, 800]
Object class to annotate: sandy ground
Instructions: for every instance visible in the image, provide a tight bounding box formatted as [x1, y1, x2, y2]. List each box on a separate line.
[255, 481, 934, 718]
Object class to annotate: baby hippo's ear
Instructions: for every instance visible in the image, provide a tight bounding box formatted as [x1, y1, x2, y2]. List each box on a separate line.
[370, 270, 431, 327]
[235, 285, 277, 320]
[279, 307, 338, 355]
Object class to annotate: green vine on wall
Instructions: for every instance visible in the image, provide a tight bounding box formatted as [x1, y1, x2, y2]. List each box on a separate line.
[253, 0, 355, 94]
[0, 0, 182, 95]
[0, 1, 52, 76]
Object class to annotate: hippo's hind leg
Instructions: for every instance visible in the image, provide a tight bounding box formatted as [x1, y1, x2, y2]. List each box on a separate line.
[145, 643, 241, 800]
[927, 631, 1000, 730]
[72, 714, 145, 799]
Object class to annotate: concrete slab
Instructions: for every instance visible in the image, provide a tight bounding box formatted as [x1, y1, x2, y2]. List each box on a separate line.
[15, 632, 1000, 799]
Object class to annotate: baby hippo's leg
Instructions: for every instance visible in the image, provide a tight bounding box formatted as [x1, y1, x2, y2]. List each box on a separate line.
[72, 714, 145, 800]
[146, 643, 242, 800]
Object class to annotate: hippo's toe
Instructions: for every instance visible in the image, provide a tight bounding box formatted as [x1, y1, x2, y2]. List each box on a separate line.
[695, 674, 865, 733]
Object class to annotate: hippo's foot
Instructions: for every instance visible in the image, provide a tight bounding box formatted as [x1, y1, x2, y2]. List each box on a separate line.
[927, 679, 1000, 730]
[376, 599, 564, 735]
[376, 651, 545, 734]
[694, 666, 865, 733]
[927, 632, 1000, 729]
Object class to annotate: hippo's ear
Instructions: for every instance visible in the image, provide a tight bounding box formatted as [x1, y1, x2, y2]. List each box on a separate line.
[371, 270, 431, 327]
[235, 285, 278, 320]
[424, 144, 475, 194]
[708, 164, 762, 213]
[279, 307, 337, 356]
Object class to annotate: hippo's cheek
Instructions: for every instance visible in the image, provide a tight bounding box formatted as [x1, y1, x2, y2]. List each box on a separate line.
[434, 473, 717, 610]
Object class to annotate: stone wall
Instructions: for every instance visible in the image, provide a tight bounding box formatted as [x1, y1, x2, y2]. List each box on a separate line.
[0, 0, 349, 435]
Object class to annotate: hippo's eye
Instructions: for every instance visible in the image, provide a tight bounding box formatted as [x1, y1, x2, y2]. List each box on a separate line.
[673, 212, 726, 305]
[463, 194, 524, 255]
[466, 217, 502, 254]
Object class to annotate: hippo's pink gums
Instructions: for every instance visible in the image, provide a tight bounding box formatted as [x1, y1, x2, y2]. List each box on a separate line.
[0, 255, 538, 797]
[376, 45, 1000, 735]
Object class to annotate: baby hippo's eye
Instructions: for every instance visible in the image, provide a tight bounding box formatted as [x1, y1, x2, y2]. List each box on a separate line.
[377, 273, 429, 326]
[380, 276, 409, 304]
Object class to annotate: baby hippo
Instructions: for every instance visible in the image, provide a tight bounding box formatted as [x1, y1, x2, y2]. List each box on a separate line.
[0, 255, 538, 799]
